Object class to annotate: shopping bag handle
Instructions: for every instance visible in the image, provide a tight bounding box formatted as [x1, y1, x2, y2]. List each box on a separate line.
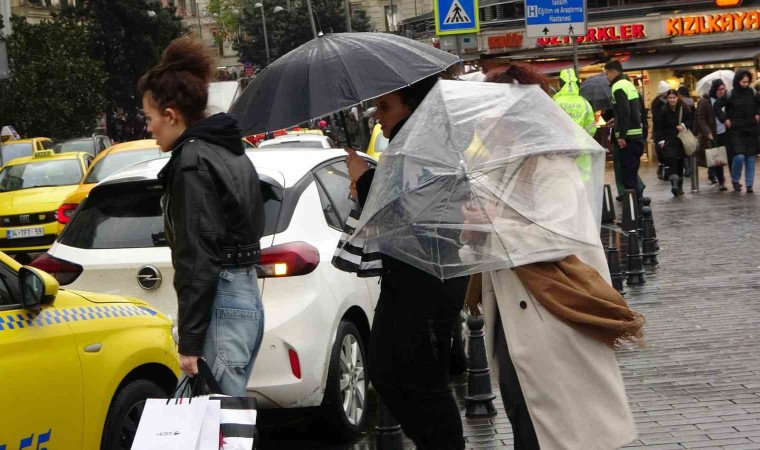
[166, 376, 193, 404]
[195, 359, 225, 395]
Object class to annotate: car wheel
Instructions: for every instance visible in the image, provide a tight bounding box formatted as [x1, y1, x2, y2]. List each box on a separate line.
[100, 379, 167, 450]
[320, 320, 368, 442]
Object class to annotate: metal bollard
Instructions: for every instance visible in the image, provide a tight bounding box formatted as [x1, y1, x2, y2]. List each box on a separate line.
[375, 398, 404, 450]
[620, 189, 640, 232]
[625, 230, 646, 285]
[640, 197, 659, 251]
[602, 184, 616, 223]
[465, 315, 497, 417]
[641, 206, 659, 266]
[606, 244, 626, 295]
[690, 155, 699, 193]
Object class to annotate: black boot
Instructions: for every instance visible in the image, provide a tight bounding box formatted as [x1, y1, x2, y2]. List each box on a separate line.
[748, 186, 754, 194]
[670, 174, 679, 197]
[733, 181, 742, 192]
[678, 176, 685, 196]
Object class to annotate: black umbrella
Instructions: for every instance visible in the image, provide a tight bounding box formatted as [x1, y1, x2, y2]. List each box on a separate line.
[229, 32, 460, 136]
[579, 73, 612, 111]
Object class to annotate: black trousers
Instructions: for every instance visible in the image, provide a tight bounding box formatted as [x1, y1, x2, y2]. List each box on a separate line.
[369, 276, 467, 450]
[666, 156, 684, 179]
[494, 308, 540, 450]
[620, 138, 644, 199]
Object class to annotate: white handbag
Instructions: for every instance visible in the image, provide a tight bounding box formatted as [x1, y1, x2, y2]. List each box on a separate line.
[705, 143, 728, 168]
[677, 107, 699, 157]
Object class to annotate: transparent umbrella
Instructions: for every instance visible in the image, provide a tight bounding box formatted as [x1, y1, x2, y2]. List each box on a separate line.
[696, 70, 734, 95]
[349, 80, 607, 280]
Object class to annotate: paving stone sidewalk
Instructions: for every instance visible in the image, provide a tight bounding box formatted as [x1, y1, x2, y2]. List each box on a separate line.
[259, 162, 760, 449]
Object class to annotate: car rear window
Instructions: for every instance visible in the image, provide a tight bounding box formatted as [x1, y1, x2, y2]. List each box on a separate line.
[85, 148, 164, 184]
[60, 180, 283, 249]
[55, 139, 96, 155]
[0, 143, 33, 166]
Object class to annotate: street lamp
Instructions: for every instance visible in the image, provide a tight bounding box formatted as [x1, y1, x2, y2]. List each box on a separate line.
[253, 2, 271, 66]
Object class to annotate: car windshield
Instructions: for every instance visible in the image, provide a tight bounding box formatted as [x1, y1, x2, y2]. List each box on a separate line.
[55, 139, 95, 155]
[260, 140, 325, 149]
[0, 143, 34, 166]
[60, 179, 283, 249]
[0, 159, 83, 192]
[85, 148, 163, 184]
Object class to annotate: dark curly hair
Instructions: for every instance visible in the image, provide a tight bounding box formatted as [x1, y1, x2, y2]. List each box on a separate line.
[138, 36, 215, 125]
[486, 62, 550, 94]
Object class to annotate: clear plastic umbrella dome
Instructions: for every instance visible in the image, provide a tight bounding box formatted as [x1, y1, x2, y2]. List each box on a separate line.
[349, 80, 607, 280]
[696, 70, 734, 96]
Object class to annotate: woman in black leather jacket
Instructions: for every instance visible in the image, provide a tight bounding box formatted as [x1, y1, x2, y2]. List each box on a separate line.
[139, 36, 266, 396]
[345, 76, 468, 450]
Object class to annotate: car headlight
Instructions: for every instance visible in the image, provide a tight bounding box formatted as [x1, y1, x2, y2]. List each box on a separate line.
[169, 315, 179, 345]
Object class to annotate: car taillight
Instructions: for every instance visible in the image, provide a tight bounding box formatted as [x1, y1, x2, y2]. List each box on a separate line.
[57, 203, 78, 224]
[288, 348, 302, 379]
[257, 242, 319, 278]
[29, 253, 83, 285]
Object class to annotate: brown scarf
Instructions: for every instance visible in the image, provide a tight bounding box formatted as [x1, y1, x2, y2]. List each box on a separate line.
[465, 256, 645, 348]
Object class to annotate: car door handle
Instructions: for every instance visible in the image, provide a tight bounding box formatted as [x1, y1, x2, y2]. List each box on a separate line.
[84, 343, 102, 353]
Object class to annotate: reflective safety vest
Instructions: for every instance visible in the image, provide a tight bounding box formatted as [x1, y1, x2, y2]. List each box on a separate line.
[610, 78, 643, 138]
[553, 69, 596, 136]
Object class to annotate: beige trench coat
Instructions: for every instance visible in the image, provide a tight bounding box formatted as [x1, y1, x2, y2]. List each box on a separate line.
[480, 155, 637, 450]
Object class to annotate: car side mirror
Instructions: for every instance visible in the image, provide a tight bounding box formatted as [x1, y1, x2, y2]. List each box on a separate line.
[19, 266, 59, 308]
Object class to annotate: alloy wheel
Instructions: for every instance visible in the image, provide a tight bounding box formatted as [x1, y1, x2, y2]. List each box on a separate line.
[338, 333, 366, 426]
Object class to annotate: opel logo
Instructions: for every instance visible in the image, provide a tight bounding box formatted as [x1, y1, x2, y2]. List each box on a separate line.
[19, 214, 30, 224]
[136, 265, 162, 291]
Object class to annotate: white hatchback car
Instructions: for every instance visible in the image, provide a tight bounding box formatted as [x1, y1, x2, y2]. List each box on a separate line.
[33, 148, 379, 440]
[257, 134, 336, 149]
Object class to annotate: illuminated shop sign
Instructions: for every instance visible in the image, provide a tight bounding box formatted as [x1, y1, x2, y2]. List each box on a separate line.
[715, 0, 742, 6]
[666, 11, 760, 35]
[537, 23, 646, 46]
[487, 32, 524, 49]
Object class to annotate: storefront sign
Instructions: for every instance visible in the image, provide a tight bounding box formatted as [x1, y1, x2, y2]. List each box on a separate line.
[715, 0, 742, 6]
[487, 32, 524, 49]
[666, 11, 760, 36]
[537, 23, 646, 46]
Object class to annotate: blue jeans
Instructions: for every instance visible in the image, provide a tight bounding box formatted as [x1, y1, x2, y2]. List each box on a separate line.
[179, 267, 264, 397]
[732, 154, 756, 187]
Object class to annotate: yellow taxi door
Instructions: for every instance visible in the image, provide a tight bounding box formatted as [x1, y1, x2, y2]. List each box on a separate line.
[0, 261, 84, 449]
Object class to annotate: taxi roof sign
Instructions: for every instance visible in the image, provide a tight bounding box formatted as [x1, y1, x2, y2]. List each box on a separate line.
[33, 150, 55, 158]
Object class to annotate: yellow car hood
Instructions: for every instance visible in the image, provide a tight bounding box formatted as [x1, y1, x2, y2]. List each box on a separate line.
[0, 185, 79, 215]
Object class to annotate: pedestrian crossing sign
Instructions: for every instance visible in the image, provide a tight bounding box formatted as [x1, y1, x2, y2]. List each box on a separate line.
[434, 0, 479, 36]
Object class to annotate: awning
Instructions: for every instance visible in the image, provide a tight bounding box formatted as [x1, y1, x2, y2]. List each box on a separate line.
[621, 46, 760, 71]
[530, 59, 598, 74]
[621, 53, 679, 71]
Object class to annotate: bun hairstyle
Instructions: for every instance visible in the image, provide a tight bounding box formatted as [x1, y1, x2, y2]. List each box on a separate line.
[138, 36, 216, 125]
[486, 62, 550, 94]
[396, 75, 440, 112]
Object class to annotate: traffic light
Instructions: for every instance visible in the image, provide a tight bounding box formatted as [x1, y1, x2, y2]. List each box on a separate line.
[715, 0, 742, 6]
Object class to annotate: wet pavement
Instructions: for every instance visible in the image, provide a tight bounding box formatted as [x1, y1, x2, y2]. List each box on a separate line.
[258, 161, 760, 449]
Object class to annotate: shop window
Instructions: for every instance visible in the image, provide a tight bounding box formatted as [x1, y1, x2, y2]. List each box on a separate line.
[482, 7, 492, 22]
[495, 5, 504, 20]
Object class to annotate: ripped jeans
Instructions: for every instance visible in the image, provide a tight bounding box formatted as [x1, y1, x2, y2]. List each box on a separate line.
[181, 266, 264, 397]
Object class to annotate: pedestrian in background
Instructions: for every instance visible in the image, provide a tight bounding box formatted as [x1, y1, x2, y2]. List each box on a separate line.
[139, 36, 266, 395]
[655, 89, 691, 197]
[345, 75, 468, 450]
[604, 60, 645, 200]
[714, 69, 760, 193]
[678, 86, 696, 177]
[652, 81, 671, 180]
[696, 79, 729, 190]
[553, 68, 595, 135]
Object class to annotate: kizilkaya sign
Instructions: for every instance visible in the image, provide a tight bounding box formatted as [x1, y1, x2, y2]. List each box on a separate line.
[667, 10, 760, 35]
[537, 23, 646, 46]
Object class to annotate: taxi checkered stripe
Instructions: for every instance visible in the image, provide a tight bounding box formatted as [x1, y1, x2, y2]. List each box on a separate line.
[0, 305, 155, 331]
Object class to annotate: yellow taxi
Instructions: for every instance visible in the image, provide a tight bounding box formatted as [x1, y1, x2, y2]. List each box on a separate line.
[0, 250, 179, 449]
[0, 137, 54, 166]
[0, 150, 93, 254]
[57, 140, 166, 230]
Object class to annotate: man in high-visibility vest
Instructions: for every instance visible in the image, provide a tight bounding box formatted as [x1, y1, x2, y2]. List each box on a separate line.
[605, 60, 645, 199]
[554, 68, 595, 180]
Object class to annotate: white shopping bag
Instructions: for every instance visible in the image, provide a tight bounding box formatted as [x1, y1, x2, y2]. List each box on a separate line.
[197, 398, 221, 450]
[131, 397, 209, 450]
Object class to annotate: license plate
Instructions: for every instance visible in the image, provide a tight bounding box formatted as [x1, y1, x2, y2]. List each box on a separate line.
[6, 227, 44, 239]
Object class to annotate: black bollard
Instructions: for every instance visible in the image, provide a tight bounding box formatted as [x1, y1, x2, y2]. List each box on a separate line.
[375, 398, 404, 450]
[606, 245, 626, 295]
[602, 184, 616, 223]
[465, 315, 497, 417]
[641, 206, 659, 266]
[620, 189, 640, 232]
[641, 197, 659, 251]
[626, 230, 646, 285]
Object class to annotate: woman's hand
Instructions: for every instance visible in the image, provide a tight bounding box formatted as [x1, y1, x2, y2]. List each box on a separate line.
[725, 119, 732, 129]
[345, 148, 370, 182]
[676, 124, 686, 132]
[180, 354, 200, 376]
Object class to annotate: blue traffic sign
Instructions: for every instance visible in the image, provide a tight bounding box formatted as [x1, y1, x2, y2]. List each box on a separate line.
[434, 0, 480, 36]
[524, 0, 587, 38]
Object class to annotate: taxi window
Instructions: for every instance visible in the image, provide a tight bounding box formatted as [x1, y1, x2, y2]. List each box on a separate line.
[0, 159, 84, 192]
[0, 262, 19, 308]
[0, 143, 34, 166]
[55, 139, 96, 155]
[85, 148, 163, 184]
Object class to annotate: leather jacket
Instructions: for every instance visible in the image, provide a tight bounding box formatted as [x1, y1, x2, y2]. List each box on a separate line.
[159, 113, 265, 355]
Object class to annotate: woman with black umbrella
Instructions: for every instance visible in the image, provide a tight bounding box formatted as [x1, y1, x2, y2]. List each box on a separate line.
[345, 75, 468, 450]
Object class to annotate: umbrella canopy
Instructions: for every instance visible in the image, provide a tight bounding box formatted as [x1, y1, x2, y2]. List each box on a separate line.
[350, 80, 607, 280]
[579, 73, 612, 111]
[696, 70, 734, 96]
[229, 33, 460, 135]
